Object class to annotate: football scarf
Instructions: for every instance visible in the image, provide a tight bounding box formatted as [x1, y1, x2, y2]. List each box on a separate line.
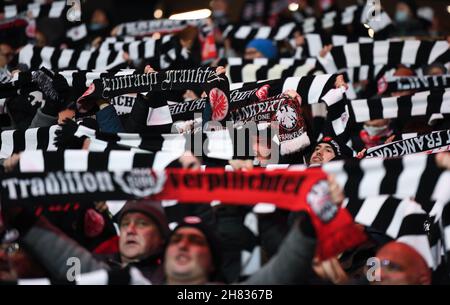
[349, 88, 450, 123]
[18, 44, 126, 71]
[378, 74, 450, 95]
[318, 40, 450, 74]
[1, 1, 87, 43]
[114, 18, 209, 37]
[366, 130, 450, 158]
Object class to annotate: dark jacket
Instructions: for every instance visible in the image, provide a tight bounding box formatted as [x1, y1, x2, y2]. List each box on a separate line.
[95, 105, 124, 133]
[96, 252, 165, 285]
[20, 216, 164, 283]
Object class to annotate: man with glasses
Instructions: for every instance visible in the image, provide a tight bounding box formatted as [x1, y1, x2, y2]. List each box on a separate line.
[372, 241, 431, 285]
[164, 214, 318, 285]
[0, 229, 48, 281]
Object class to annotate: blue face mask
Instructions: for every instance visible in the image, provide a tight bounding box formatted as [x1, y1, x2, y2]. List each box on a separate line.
[89, 23, 106, 32]
[395, 11, 409, 23]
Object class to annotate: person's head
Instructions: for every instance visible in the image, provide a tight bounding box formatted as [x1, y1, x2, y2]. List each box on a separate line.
[245, 39, 278, 60]
[298, 0, 312, 10]
[0, 43, 14, 68]
[319, 0, 336, 12]
[210, 0, 229, 15]
[363, 119, 391, 132]
[391, 65, 415, 97]
[177, 26, 199, 50]
[116, 200, 169, 264]
[252, 132, 272, 164]
[310, 143, 335, 165]
[90, 9, 110, 31]
[360, 119, 393, 148]
[309, 136, 350, 165]
[424, 62, 447, 76]
[0, 231, 47, 281]
[395, 0, 417, 23]
[34, 30, 47, 48]
[373, 241, 431, 285]
[164, 217, 221, 285]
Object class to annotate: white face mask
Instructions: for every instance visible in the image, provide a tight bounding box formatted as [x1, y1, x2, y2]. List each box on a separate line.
[363, 124, 389, 136]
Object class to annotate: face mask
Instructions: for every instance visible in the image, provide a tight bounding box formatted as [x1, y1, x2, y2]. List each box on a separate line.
[213, 10, 226, 18]
[89, 23, 106, 32]
[363, 124, 389, 136]
[395, 11, 409, 23]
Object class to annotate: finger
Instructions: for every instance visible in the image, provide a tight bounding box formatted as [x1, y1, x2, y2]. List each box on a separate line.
[329, 259, 348, 283]
[321, 260, 338, 282]
[215, 66, 226, 75]
[82, 138, 91, 150]
[358, 148, 367, 158]
[144, 65, 155, 73]
[436, 153, 450, 169]
[385, 135, 396, 144]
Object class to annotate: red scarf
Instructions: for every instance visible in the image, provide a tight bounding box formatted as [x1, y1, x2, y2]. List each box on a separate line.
[154, 168, 367, 260]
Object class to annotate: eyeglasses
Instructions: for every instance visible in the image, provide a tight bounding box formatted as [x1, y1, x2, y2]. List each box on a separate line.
[169, 233, 208, 246]
[0, 242, 20, 255]
[1, 229, 20, 255]
[379, 259, 404, 272]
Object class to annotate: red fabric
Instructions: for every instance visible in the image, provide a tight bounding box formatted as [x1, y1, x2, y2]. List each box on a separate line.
[359, 129, 393, 149]
[84, 208, 105, 238]
[153, 168, 367, 260]
[93, 235, 119, 255]
[200, 31, 217, 63]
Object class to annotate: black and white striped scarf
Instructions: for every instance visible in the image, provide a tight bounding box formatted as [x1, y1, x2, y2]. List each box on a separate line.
[223, 3, 392, 43]
[217, 57, 319, 84]
[343, 195, 435, 268]
[2, 1, 69, 20]
[379, 75, 450, 95]
[318, 40, 450, 74]
[97, 35, 190, 68]
[0, 125, 59, 159]
[16, 149, 179, 172]
[349, 88, 450, 123]
[322, 154, 450, 207]
[10, 267, 151, 285]
[54, 120, 238, 160]
[366, 130, 450, 158]
[292, 34, 373, 59]
[114, 18, 209, 37]
[1, 0, 87, 43]
[18, 44, 126, 71]
[222, 22, 297, 43]
[96, 36, 166, 62]
[343, 65, 386, 84]
[299, 3, 392, 35]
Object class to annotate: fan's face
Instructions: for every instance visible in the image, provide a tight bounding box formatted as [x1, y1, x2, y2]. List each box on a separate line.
[310, 143, 335, 164]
